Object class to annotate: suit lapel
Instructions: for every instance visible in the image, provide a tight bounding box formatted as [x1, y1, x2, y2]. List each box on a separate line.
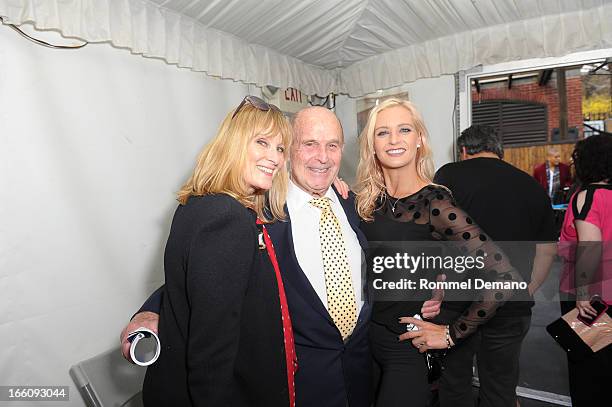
[268, 214, 335, 326]
[268, 193, 372, 334]
[278, 216, 371, 340]
[332, 187, 368, 249]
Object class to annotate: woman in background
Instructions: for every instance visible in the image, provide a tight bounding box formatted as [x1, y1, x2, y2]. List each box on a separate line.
[354, 99, 524, 406]
[558, 133, 611, 406]
[143, 96, 296, 407]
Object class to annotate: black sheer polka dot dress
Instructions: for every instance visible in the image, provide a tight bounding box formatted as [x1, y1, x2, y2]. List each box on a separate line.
[360, 184, 524, 407]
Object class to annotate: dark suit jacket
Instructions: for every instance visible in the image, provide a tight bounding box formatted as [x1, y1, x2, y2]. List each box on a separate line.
[267, 190, 372, 407]
[139, 189, 372, 407]
[533, 162, 572, 192]
[142, 195, 288, 407]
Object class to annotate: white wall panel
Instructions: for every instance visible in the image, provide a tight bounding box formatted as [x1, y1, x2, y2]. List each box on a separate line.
[0, 25, 248, 406]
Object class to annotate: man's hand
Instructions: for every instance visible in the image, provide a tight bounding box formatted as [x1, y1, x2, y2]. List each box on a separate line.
[527, 282, 537, 297]
[421, 274, 445, 319]
[120, 311, 160, 362]
[528, 242, 556, 297]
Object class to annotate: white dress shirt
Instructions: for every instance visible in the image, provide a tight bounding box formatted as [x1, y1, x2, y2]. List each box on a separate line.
[286, 180, 364, 312]
[548, 167, 555, 197]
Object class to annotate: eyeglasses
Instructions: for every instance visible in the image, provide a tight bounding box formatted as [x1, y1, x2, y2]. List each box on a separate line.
[232, 95, 281, 120]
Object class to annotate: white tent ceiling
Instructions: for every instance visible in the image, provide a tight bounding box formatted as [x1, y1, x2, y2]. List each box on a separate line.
[151, 0, 610, 69]
[1, 0, 612, 96]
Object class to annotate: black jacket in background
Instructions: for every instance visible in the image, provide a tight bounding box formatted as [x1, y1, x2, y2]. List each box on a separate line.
[142, 194, 288, 407]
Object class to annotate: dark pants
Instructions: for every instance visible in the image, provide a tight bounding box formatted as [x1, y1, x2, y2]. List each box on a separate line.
[435, 308, 531, 407]
[560, 299, 612, 407]
[370, 321, 429, 407]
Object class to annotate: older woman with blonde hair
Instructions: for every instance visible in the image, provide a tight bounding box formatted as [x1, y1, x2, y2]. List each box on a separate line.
[142, 96, 297, 407]
[354, 98, 524, 406]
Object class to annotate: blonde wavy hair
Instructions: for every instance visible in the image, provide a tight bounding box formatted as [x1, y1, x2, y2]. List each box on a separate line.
[355, 98, 435, 221]
[177, 103, 291, 222]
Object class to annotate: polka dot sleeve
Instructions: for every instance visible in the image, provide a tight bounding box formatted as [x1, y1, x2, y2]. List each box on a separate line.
[427, 187, 525, 344]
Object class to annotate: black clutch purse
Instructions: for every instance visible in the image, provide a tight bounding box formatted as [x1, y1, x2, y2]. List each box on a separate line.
[426, 350, 446, 383]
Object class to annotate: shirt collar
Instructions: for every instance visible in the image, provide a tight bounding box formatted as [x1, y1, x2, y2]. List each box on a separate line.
[288, 179, 338, 211]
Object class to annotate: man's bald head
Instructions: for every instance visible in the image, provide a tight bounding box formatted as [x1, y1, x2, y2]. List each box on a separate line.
[547, 147, 561, 167]
[289, 106, 344, 197]
[292, 106, 344, 145]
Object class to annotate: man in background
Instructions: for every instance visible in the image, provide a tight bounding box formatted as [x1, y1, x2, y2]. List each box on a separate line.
[533, 147, 572, 204]
[434, 125, 557, 407]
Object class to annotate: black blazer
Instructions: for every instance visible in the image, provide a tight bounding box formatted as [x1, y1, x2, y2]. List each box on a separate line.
[266, 190, 372, 407]
[142, 194, 289, 407]
[140, 190, 372, 407]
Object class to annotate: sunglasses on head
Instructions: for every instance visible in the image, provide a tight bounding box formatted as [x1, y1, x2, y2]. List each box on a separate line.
[232, 95, 281, 120]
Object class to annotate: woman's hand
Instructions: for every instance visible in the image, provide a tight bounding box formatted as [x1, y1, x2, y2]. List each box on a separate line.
[333, 177, 350, 199]
[576, 300, 598, 319]
[397, 317, 451, 353]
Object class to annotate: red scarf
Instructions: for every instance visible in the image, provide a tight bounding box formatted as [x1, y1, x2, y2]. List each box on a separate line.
[257, 219, 298, 407]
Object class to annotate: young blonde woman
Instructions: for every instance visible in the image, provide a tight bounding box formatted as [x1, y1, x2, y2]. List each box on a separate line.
[354, 99, 524, 406]
[142, 97, 296, 407]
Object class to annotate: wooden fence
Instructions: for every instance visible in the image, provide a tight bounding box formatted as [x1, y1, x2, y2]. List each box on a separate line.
[504, 142, 576, 175]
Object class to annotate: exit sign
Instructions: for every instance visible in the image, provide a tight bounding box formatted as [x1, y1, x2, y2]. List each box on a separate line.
[267, 87, 309, 113]
[284, 88, 304, 104]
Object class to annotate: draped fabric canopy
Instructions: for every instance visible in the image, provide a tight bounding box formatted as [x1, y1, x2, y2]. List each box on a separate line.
[1, 0, 611, 97]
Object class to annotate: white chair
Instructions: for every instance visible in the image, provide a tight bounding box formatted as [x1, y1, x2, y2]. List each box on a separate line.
[69, 347, 145, 407]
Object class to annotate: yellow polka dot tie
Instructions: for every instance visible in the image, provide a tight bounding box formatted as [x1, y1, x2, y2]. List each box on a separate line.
[310, 197, 357, 340]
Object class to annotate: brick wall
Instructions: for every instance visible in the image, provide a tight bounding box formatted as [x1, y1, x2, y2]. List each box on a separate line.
[472, 76, 583, 138]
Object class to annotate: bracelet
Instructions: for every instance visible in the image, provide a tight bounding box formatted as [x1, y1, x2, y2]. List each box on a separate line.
[445, 325, 453, 349]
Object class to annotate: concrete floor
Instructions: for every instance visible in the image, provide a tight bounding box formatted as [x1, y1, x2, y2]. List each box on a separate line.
[517, 260, 570, 399]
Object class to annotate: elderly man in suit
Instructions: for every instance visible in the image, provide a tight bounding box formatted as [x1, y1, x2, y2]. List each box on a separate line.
[123, 106, 372, 407]
[533, 147, 572, 204]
